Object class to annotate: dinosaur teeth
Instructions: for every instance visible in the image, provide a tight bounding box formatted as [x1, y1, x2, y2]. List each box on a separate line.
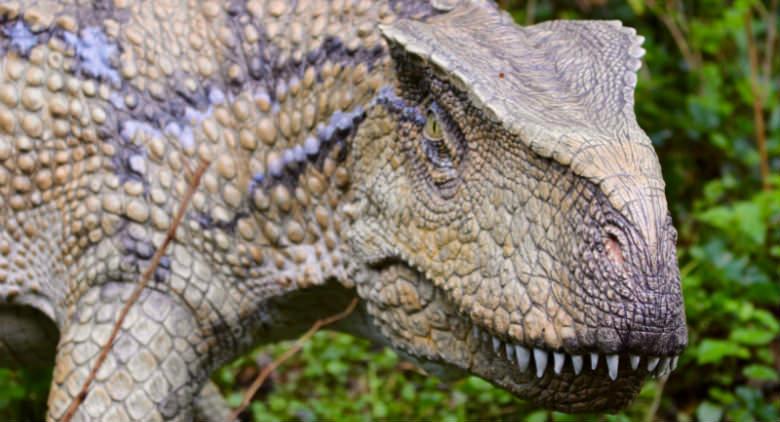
[553, 352, 565, 375]
[492, 337, 501, 353]
[571, 355, 583, 375]
[606, 354, 619, 380]
[590, 353, 599, 370]
[472, 327, 681, 381]
[648, 356, 681, 378]
[505, 343, 514, 361]
[656, 357, 671, 378]
[630, 354, 640, 370]
[646, 357, 660, 372]
[515, 346, 530, 372]
[533, 348, 548, 378]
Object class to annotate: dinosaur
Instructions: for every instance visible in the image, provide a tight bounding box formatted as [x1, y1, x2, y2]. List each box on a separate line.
[0, 0, 687, 419]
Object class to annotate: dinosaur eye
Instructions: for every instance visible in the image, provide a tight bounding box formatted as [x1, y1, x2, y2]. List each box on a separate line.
[418, 104, 461, 197]
[423, 109, 444, 141]
[422, 108, 454, 169]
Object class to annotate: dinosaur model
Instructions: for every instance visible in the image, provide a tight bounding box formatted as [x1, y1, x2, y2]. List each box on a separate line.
[0, 0, 687, 419]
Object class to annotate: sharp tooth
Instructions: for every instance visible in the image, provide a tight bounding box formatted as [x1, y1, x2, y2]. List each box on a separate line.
[505, 343, 515, 361]
[630, 355, 640, 370]
[647, 357, 659, 372]
[571, 355, 583, 375]
[553, 352, 565, 375]
[671, 356, 679, 371]
[515, 346, 530, 372]
[606, 355, 619, 380]
[590, 353, 599, 370]
[492, 337, 501, 353]
[534, 348, 548, 378]
[657, 357, 670, 377]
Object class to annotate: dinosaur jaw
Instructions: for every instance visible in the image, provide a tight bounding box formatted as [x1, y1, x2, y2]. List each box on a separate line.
[462, 325, 678, 412]
[359, 262, 681, 413]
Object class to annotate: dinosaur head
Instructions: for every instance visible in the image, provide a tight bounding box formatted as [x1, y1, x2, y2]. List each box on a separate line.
[345, 1, 686, 413]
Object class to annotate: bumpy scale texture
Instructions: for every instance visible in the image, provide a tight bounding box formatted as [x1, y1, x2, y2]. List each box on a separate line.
[0, 0, 687, 419]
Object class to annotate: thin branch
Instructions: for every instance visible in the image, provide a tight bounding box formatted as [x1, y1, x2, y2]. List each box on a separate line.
[762, 0, 778, 84]
[227, 297, 359, 422]
[646, 0, 701, 70]
[671, 0, 690, 33]
[643, 376, 668, 422]
[525, 0, 536, 25]
[745, 11, 771, 191]
[62, 159, 211, 422]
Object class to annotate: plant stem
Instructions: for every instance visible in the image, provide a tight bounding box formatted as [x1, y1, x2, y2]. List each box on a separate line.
[644, 376, 668, 422]
[61, 159, 211, 422]
[227, 298, 359, 421]
[745, 11, 770, 191]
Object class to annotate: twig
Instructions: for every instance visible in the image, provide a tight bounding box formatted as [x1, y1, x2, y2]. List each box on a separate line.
[646, 0, 701, 70]
[61, 159, 211, 422]
[745, 11, 770, 191]
[670, 0, 690, 33]
[643, 375, 668, 422]
[227, 297, 359, 421]
[660, 13, 700, 69]
[762, 0, 778, 84]
[525, 0, 536, 25]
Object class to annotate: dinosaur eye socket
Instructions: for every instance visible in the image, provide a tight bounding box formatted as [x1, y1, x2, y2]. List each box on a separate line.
[418, 104, 462, 198]
[421, 107, 456, 169]
[423, 110, 444, 141]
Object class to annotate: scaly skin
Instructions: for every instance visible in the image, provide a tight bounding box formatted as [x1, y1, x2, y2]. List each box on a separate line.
[0, 0, 686, 419]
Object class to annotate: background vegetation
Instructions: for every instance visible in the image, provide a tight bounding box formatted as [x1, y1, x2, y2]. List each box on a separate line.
[2, 0, 779, 420]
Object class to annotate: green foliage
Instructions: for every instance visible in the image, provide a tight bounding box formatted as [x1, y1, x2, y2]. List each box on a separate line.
[213, 333, 663, 421]
[2, 0, 779, 420]
[0, 367, 51, 421]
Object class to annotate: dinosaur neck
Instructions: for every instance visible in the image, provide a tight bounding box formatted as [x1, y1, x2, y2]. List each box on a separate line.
[187, 5, 421, 352]
[1, 0, 438, 359]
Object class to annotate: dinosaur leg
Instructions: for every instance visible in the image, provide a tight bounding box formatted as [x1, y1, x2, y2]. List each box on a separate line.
[194, 380, 235, 422]
[47, 283, 209, 421]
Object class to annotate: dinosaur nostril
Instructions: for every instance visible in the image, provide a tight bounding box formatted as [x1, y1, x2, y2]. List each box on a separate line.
[605, 233, 624, 266]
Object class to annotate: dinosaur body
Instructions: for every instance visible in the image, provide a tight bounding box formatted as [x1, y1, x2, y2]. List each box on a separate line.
[0, 0, 686, 420]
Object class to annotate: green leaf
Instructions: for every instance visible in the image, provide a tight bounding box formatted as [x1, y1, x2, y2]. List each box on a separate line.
[696, 206, 734, 232]
[552, 411, 577, 421]
[771, 246, 780, 257]
[729, 328, 776, 346]
[401, 383, 415, 401]
[525, 410, 549, 422]
[733, 202, 765, 245]
[751, 309, 780, 333]
[626, 0, 645, 15]
[697, 339, 750, 364]
[742, 364, 779, 382]
[697, 401, 724, 422]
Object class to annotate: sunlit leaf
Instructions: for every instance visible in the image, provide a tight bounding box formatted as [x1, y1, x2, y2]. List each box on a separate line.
[697, 339, 750, 364]
[697, 401, 724, 422]
[742, 365, 779, 382]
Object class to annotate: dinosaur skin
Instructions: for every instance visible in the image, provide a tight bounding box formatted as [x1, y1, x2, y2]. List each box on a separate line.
[0, 0, 687, 419]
